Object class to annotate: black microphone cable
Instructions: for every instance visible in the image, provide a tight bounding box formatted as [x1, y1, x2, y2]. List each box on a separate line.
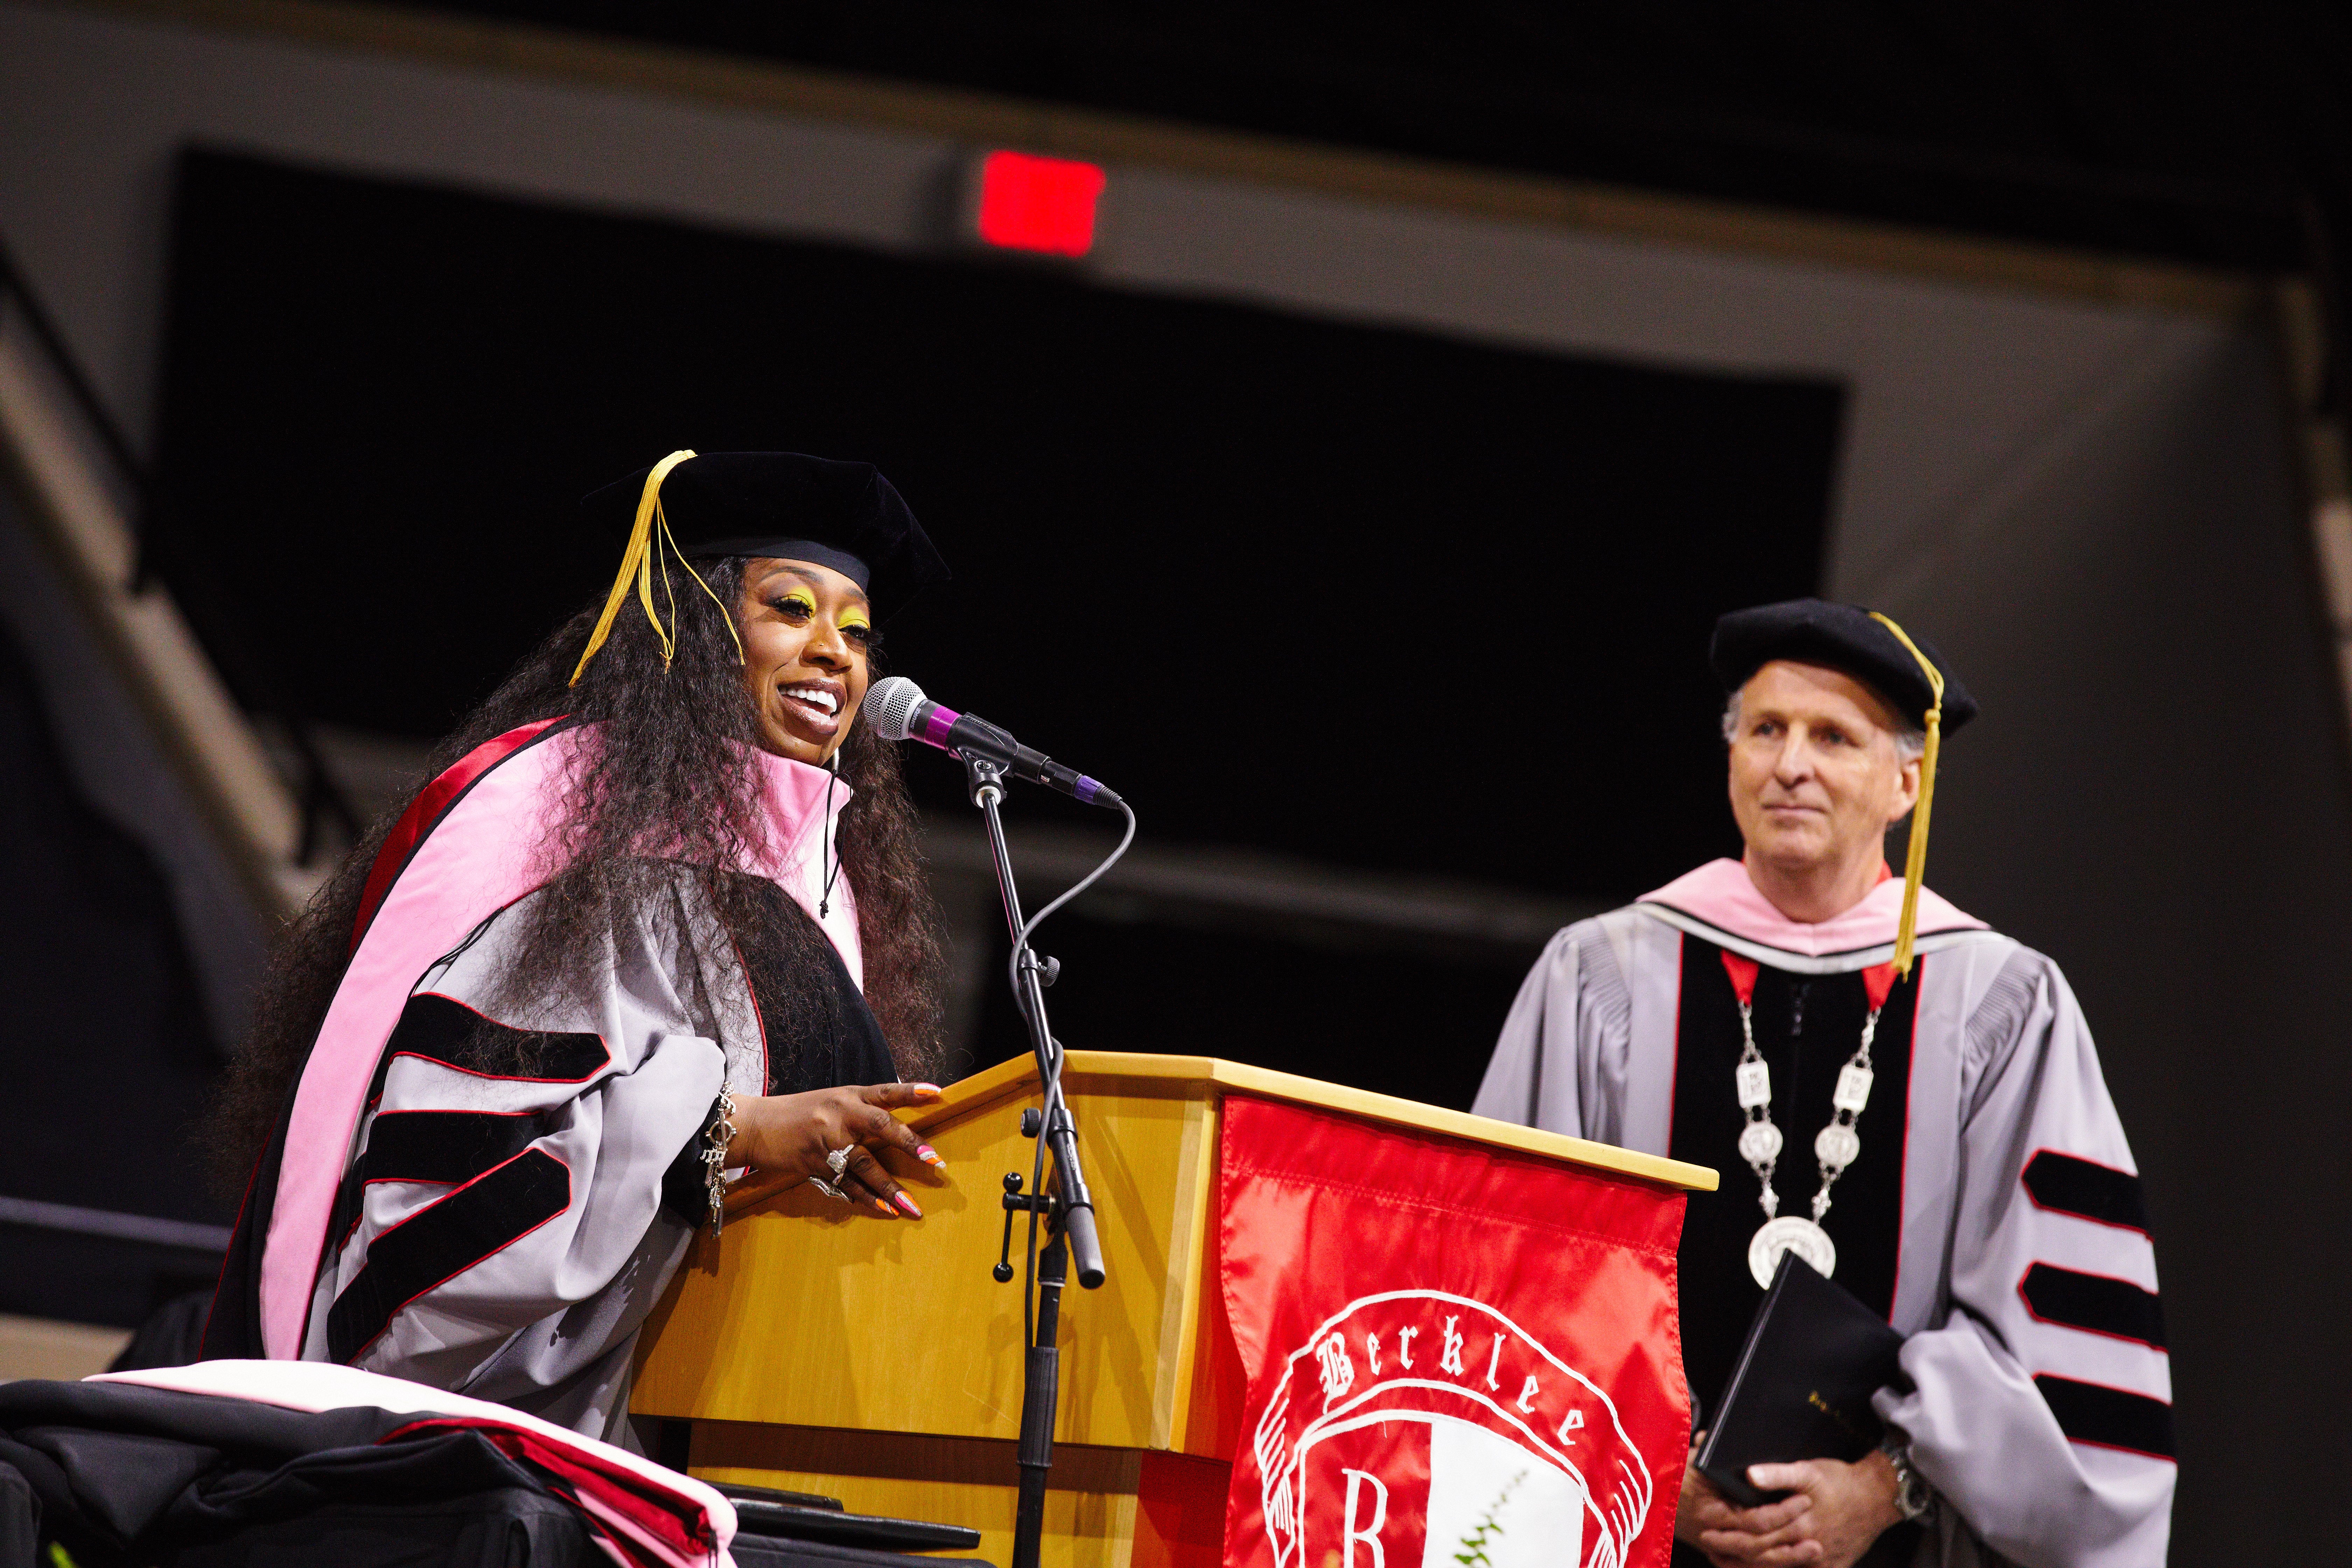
[1012, 796, 1136, 1347]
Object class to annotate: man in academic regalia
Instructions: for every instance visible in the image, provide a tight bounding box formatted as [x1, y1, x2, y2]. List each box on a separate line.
[1475, 601, 2173, 1568]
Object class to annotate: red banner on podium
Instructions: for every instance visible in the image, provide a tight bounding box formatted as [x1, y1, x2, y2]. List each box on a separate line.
[1218, 1096, 1689, 1568]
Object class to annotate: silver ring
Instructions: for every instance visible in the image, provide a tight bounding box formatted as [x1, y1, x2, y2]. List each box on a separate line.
[825, 1146, 854, 1178]
[808, 1177, 846, 1202]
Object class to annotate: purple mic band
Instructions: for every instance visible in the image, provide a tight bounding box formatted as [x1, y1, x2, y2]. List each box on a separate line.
[918, 704, 961, 749]
[1074, 776, 1102, 803]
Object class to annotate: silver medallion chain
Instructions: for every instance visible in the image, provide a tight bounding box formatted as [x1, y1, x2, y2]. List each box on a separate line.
[1733, 990, 1880, 1226]
[1740, 987, 1882, 1297]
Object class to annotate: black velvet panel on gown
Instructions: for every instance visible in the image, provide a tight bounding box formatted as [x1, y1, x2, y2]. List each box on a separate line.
[1668, 935, 1922, 1568]
[658, 876, 896, 1225]
[729, 876, 897, 1095]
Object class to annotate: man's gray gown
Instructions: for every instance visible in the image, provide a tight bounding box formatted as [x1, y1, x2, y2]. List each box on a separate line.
[1475, 861, 2173, 1568]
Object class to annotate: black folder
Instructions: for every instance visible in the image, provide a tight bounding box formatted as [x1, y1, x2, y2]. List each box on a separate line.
[1694, 1252, 1907, 1507]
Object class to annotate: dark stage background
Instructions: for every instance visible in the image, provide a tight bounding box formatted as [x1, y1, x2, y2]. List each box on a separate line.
[148, 148, 1841, 1102]
[0, 612, 225, 1325]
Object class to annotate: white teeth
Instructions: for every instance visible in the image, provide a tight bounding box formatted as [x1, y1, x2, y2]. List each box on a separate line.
[782, 685, 839, 715]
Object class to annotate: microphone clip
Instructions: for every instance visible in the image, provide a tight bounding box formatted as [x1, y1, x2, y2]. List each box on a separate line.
[963, 751, 1009, 807]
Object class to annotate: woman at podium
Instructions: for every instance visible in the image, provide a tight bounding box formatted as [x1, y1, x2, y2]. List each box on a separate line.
[201, 451, 956, 1442]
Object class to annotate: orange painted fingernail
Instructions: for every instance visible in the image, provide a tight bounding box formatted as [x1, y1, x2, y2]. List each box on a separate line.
[917, 1144, 945, 1168]
[874, 1198, 896, 1217]
[911, 1083, 942, 1097]
[893, 1191, 924, 1219]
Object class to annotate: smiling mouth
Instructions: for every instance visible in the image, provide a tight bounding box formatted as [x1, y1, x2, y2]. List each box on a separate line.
[777, 682, 843, 730]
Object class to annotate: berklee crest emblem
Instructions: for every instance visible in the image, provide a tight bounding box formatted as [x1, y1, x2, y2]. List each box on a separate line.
[1246, 1289, 1654, 1568]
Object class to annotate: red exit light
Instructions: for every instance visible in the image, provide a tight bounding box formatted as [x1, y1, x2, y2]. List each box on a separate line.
[976, 150, 1106, 257]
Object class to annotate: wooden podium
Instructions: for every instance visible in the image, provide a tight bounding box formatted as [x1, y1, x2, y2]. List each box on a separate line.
[631, 1053, 1714, 1565]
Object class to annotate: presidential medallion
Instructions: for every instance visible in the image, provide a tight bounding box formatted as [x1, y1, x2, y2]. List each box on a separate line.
[1749, 1214, 1836, 1288]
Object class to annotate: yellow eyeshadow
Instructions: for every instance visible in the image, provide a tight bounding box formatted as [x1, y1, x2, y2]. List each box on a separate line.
[838, 611, 872, 632]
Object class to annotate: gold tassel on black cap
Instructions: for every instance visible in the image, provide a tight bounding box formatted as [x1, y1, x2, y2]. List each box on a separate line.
[1868, 610, 1943, 977]
[570, 448, 744, 684]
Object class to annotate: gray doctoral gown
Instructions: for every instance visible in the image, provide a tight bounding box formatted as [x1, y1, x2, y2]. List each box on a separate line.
[204, 718, 880, 1443]
[1474, 864, 2174, 1568]
[302, 873, 761, 1444]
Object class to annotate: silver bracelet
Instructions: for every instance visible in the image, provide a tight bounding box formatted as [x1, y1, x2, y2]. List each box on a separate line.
[701, 1083, 737, 1238]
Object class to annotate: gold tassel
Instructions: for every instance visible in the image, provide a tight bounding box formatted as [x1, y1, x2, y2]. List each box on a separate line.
[569, 449, 743, 684]
[1868, 610, 1944, 978]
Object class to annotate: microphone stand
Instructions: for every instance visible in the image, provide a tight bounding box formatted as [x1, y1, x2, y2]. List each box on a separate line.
[965, 755, 1106, 1568]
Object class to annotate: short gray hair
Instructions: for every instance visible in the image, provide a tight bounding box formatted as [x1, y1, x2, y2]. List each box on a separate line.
[1722, 691, 1927, 761]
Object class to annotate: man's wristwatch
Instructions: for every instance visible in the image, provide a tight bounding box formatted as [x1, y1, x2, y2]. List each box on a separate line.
[1881, 1438, 1935, 1523]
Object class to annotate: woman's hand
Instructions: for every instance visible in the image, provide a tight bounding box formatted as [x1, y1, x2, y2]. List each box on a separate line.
[728, 1082, 948, 1219]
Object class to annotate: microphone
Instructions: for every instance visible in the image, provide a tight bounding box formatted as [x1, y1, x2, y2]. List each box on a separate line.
[865, 676, 1124, 811]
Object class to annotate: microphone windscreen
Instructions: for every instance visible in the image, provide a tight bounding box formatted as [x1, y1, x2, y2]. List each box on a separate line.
[863, 675, 927, 742]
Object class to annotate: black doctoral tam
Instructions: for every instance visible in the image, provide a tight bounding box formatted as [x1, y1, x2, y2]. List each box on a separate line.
[1710, 597, 1977, 732]
[582, 451, 950, 621]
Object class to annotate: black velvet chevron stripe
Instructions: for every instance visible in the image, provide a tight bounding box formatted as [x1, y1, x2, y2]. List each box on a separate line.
[327, 1148, 569, 1364]
[359, 1110, 546, 1187]
[2033, 1374, 2176, 1460]
[2021, 1151, 2148, 1232]
[386, 992, 609, 1082]
[2020, 1263, 2166, 1348]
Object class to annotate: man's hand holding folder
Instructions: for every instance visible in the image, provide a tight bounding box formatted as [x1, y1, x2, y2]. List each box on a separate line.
[1679, 1445, 1907, 1567]
[1675, 1255, 1919, 1567]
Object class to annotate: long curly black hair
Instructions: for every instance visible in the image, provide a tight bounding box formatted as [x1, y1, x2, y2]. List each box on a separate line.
[206, 557, 947, 1190]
